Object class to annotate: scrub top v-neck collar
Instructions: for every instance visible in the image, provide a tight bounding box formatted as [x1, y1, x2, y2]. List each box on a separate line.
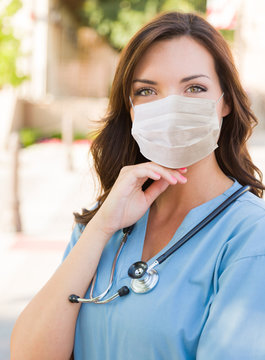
[117, 179, 241, 280]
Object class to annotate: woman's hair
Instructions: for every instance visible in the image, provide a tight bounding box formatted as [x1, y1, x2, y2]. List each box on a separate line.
[75, 11, 264, 225]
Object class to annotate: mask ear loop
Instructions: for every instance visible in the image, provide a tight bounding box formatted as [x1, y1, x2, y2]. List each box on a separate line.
[129, 96, 135, 112]
[219, 117, 223, 129]
[216, 93, 224, 132]
[216, 92, 224, 104]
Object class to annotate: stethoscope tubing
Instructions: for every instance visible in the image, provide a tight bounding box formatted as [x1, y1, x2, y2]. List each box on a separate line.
[156, 185, 250, 265]
[69, 185, 250, 305]
[89, 231, 129, 302]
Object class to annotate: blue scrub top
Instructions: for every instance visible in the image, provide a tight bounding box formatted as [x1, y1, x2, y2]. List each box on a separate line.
[63, 180, 265, 359]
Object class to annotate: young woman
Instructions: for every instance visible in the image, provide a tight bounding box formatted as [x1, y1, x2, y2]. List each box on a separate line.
[11, 11, 265, 360]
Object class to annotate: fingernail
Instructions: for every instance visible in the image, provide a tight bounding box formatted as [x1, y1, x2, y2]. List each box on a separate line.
[180, 174, 187, 183]
[153, 172, 161, 179]
[179, 168, 187, 173]
[179, 167, 187, 171]
[171, 175, 178, 183]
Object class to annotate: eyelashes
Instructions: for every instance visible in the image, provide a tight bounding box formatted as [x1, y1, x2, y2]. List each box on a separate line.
[134, 87, 156, 96]
[133, 85, 207, 97]
[186, 85, 207, 93]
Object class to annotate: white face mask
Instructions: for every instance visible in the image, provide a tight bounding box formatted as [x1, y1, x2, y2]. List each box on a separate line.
[130, 93, 224, 169]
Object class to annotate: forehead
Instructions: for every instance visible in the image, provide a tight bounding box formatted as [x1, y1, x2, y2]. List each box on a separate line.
[133, 36, 217, 81]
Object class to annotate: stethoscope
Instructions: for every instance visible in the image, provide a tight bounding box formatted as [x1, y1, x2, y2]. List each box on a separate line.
[69, 185, 250, 305]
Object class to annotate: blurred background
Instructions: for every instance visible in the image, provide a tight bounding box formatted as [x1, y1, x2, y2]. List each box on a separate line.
[1, 0, 265, 358]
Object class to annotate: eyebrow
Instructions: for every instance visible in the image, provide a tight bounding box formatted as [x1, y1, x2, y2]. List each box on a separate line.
[132, 74, 210, 85]
[180, 74, 210, 83]
[132, 79, 157, 85]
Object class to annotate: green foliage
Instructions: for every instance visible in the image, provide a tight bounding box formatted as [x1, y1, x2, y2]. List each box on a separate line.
[19, 128, 42, 148]
[161, 0, 206, 13]
[80, 0, 206, 49]
[0, 0, 27, 88]
[219, 29, 235, 45]
[19, 127, 92, 148]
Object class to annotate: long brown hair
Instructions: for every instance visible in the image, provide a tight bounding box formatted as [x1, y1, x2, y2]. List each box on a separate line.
[75, 11, 264, 225]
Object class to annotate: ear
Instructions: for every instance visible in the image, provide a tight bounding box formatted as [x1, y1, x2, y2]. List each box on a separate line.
[221, 97, 231, 117]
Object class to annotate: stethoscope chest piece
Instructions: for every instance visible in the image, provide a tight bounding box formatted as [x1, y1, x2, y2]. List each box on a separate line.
[128, 261, 159, 294]
[68, 186, 250, 304]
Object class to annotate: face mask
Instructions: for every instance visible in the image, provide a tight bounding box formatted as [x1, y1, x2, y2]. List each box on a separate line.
[130, 93, 224, 169]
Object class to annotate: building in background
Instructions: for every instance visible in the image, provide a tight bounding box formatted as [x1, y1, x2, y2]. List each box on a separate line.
[235, 0, 265, 128]
[207, 0, 265, 128]
[1, 0, 117, 145]
[207, 0, 239, 30]
[16, 0, 118, 99]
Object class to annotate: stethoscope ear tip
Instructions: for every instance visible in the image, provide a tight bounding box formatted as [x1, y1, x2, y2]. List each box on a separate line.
[69, 294, 80, 303]
[118, 286, 130, 297]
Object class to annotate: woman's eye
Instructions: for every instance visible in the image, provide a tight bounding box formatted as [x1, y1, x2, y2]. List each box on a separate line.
[134, 88, 156, 96]
[186, 85, 207, 93]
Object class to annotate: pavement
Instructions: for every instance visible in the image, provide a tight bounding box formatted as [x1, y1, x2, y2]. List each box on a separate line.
[0, 141, 97, 360]
[0, 135, 265, 360]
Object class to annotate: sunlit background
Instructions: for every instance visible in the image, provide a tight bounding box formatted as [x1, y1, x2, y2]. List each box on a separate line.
[0, 0, 265, 358]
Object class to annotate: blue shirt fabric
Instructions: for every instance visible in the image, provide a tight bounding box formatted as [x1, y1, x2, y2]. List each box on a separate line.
[63, 180, 265, 359]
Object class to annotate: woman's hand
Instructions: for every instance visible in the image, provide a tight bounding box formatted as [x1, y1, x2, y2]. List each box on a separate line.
[94, 162, 187, 236]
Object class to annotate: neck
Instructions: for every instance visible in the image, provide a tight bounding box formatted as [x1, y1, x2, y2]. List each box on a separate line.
[152, 154, 234, 220]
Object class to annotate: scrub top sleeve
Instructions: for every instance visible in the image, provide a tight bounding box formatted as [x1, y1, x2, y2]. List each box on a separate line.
[62, 223, 84, 261]
[196, 255, 265, 360]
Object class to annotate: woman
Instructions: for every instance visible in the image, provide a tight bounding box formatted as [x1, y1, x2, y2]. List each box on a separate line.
[11, 11, 265, 360]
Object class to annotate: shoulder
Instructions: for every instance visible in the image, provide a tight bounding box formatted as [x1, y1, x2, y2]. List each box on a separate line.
[62, 223, 86, 261]
[217, 189, 265, 272]
[222, 187, 265, 228]
[62, 202, 100, 260]
[235, 189, 265, 215]
[71, 223, 86, 244]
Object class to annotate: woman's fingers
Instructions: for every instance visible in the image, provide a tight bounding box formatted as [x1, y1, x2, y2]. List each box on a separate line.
[144, 178, 170, 206]
[97, 162, 188, 234]
[119, 164, 175, 188]
[124, 162, 187, 185]
[143, 166, 187, 206]
[144, 163, 188, 184]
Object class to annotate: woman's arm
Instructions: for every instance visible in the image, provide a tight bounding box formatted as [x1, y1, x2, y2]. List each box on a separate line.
[10, 215, 112, 360]
[11, 163, 185, 360]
